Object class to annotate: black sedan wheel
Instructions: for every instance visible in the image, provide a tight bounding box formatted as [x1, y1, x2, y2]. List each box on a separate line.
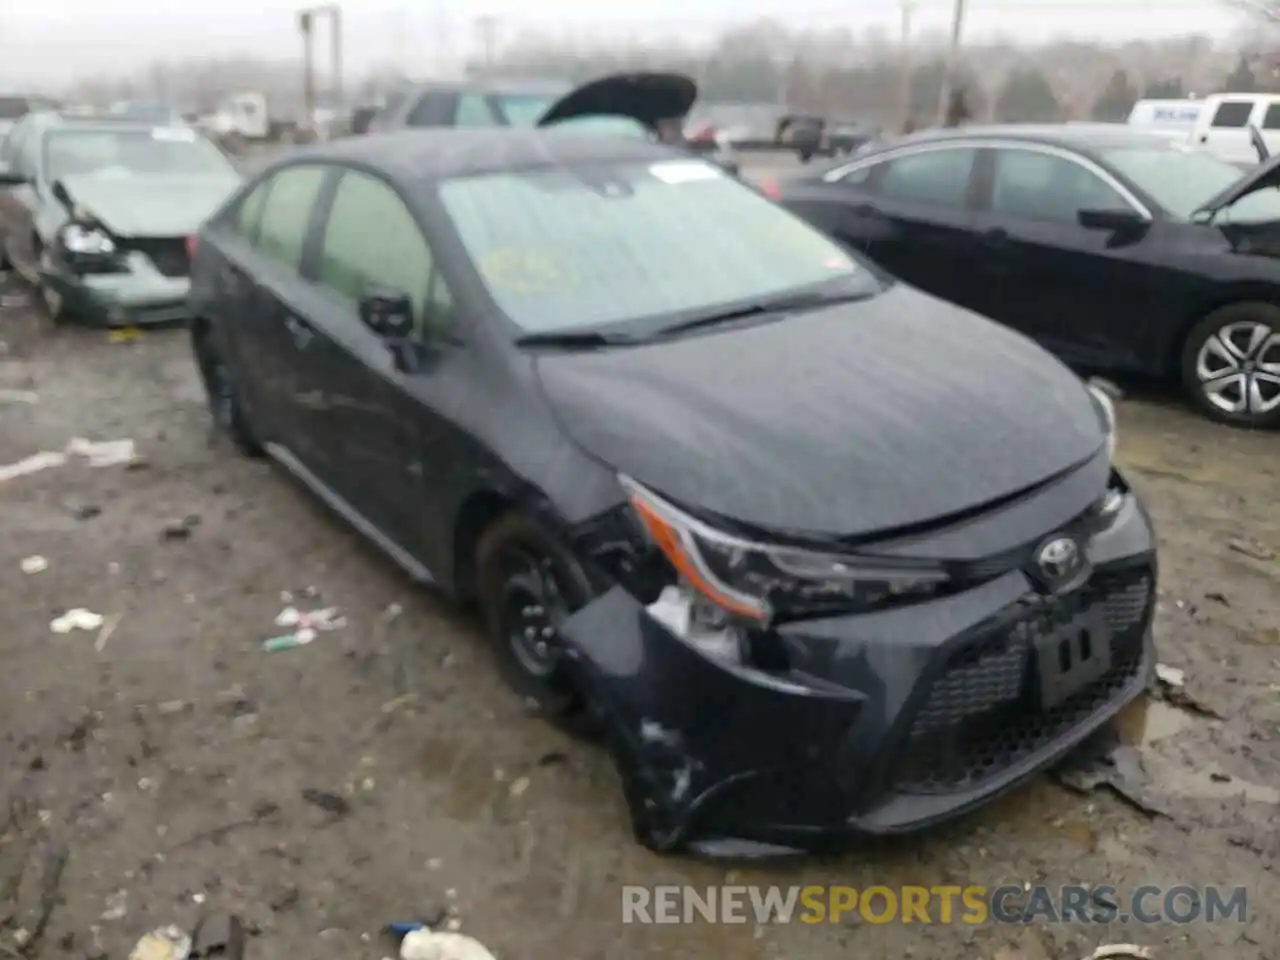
[192, 326, 264, 456]
[1182, 303, 1280, 429]
[475, 513, 595, 727]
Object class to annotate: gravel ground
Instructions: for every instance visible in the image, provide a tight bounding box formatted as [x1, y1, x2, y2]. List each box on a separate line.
[0, 276, 1278, 960]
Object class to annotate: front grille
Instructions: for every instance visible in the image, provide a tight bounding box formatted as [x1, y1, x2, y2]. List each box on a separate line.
[884, 567, 1152, 796]
[123, 238, 190, 278]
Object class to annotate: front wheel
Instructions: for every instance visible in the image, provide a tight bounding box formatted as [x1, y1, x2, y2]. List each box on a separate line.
[1180, 303, 1280, 429]
[474, 512, 597, 731]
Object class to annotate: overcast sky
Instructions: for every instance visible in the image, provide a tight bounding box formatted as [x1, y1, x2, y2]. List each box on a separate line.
[0, 0, 1249, 85]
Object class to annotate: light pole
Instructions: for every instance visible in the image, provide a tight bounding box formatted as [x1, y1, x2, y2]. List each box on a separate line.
[936, 0, 968, 127]
[298, 4, 344, 128]
[898, 0, 916, 131]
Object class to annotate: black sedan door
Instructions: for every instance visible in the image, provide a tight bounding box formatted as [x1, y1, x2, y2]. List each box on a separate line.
[967, 145, 1168, 369]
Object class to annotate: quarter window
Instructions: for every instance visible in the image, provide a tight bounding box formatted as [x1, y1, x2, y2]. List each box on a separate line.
[316, 170, 452, 338]
[1210, 100, 1253, 128]
[406, 92, 453, 127]
[878, 148, 978, 208]
[990, 149, 1130, 222]
[234, 182, 269, 242]
[1262, 104, 1280, 130]
[255, 165, 326, 271]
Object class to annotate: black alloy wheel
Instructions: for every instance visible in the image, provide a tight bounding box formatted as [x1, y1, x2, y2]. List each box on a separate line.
[193, 326, 264, 456]
[1181, 302, 1280, 429]
[475, 512, 597, 732]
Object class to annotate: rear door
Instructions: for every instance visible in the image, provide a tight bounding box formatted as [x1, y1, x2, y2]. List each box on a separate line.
[304, 167, 456, 550]
[840, 145, 986, 309]
[968, 145, 1165, 368]
[224, 163, 333, 464]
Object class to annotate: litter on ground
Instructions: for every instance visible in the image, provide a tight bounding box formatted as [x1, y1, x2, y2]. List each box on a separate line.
[263, 605, 345, 652]
[51, 608, 106, 634]
[20, 555, 48, 574]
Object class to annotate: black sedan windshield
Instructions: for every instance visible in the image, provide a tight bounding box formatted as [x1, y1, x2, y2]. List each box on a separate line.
[439, 158, 871, 334]
[1103, 146, 1280, 221]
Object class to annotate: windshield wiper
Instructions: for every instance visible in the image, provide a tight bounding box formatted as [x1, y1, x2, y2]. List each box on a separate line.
[514, 330, 637, 349]
[653, 288, 874, 339]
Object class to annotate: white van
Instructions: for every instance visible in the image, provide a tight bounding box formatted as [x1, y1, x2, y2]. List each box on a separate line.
[1126, 99, 1201, 134]
[1188, 92, 1280, 164]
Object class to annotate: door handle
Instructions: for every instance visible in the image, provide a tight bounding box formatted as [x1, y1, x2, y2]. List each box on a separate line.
[283, 314, 313, 348]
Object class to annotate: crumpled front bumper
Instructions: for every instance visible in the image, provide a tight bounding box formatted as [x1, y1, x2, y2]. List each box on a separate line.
[44, 258, 189, 328]
[559, 491, 1156, 855]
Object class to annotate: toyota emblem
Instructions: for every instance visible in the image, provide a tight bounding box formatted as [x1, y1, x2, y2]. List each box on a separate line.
[1036, 536, 1080, 583]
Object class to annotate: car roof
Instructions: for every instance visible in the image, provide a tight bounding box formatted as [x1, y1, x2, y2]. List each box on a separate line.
[390, 78, 572, 99]
[276, 128, 677, 184]
[866, 123, 1184, 155]
[26, 110, 192, 133]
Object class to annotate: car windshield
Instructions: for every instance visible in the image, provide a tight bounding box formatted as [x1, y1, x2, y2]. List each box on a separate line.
[439, 157, 872, 335]
[490, 91, 565, 126]
[1103, 147, 1280, 221]
[44, 128, 234, 181]
[0, 97, 29, 120]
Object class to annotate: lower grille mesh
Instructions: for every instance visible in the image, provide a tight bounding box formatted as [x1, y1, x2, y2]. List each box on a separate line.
[885, 567, 1152, 795]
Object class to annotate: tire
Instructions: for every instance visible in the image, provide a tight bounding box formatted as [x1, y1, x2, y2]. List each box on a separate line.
[192, 325, 264, 456]
[1180, 302, 1280, 429]
[474, 512, 597, 729]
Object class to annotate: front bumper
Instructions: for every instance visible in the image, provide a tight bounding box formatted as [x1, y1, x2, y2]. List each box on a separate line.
[44, 260, 190, 328]
[560, 489, 1156, 854]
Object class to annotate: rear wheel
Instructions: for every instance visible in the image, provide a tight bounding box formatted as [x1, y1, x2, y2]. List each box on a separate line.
[193, 325, 264, 456]
[1180, 302, 1280, 429]
[474, 512, 597, 731]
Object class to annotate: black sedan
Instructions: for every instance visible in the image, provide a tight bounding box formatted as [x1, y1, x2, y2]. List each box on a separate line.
[188, 128, 1156, 854]
[771, 125, 1280, 429]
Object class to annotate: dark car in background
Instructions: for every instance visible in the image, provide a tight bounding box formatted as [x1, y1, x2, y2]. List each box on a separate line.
[367, 72, 741, 176]
[0, 112, 241, 326]
[186, 125, 1154, 854]
[773, 125, 1280, 429]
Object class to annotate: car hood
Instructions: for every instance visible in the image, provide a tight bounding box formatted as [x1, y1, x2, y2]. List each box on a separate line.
[57, 172, 241, 237]
[536, 72, 697, 131]
[534, 285, 1106, 538]
[1193, 149, 1280, 218]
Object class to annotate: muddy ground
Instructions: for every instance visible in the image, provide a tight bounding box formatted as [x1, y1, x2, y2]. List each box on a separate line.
[0, 276, 1277, 960]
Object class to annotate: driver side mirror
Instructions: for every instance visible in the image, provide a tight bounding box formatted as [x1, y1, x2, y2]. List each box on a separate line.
[358, 286, 415, 339]
[1077, 208, 1146, 232]
[51, 180, 73, 207]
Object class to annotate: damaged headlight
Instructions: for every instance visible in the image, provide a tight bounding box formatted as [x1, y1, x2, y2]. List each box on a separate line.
[59, 222, 116, 257]
[620, 474, 948, 626]
[1087, 380, 1118, 460]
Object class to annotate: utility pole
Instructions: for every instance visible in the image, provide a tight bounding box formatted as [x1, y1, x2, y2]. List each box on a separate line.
[299, 9, 315, 131]
[897, 0, 915, 132]
[936, 0, 968, 127]
[298, 5, 344, 129]
[474, 16, 499, 76]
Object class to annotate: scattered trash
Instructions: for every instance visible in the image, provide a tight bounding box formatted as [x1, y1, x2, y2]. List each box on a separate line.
[263, 606, 345, 651]
[109, 327, 143, 344]
[509, 776, 530, 799]
[301, 787, 351, 818]
[161, 514, 202, 541]
[1153, 663, 1185, 689]
[20, 554, 48, 574]
[190, 911, 245, 958]
[68, 501, 102, 520]
[101, 889, 129, 921]
[67, 436, 138, 467]
[1085, 946, 1154, 960]
[1204, 590, 1229, 606]
[0, 450, 68, 483]
[399, 929, 496, 960]
[96, 612, 123, 652]
[129, 925, 191, 960]
[51, 608, 106, 634]
[0, 388, 38, 404]
[1227, 537, 1275, 562]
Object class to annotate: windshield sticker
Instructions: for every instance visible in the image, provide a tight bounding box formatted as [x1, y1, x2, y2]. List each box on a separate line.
[649, 160, 722, 184]
[151, 126, 196, 142]
[478, 248, 574, 295]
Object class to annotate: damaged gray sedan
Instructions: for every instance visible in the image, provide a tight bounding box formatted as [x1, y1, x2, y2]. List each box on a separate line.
[188, 129, 1158, 855]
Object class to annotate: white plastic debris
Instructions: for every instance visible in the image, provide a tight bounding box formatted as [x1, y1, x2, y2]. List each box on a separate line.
[263, 605, 346, 651]
[1085, 946, 1154, 960]
[67, 436, 137, 467]
[0, 450, 68, 483]
[1154, 663, 1186, 688]
[20, 555, 48, 574]
[400, 929, 496, 960]
[51, 609, 106, 634]
[0, 388, 38, 404]
[129, 925, 192, 960]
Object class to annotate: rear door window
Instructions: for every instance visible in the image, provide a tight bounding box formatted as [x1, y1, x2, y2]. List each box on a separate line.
[990, 148, 1130, 222]
[234, 181, 271, 242]
[1210, 100, 1254, 128]
[254, 165, 327, 271]
[878, 148, 978, 208]
[454, 94, 499, 126]
[406, 91, 456, 127]
[1263, 104, 1280, 130]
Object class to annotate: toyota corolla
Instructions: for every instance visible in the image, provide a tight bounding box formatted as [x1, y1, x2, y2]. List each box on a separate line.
[187, 128, 1158, 855]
